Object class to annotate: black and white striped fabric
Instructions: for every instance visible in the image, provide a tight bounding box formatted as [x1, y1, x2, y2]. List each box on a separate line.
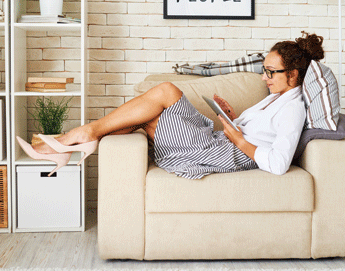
[173, 53, 267, 76]
[153, 94, 258, 179]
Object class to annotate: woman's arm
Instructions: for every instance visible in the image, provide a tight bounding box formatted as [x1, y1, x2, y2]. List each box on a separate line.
[218, 115, 257, 161]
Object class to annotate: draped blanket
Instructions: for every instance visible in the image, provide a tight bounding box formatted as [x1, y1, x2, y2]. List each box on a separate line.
[172, 52, 268, 76]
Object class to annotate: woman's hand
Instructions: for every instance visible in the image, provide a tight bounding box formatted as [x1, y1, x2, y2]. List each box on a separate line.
[213, 94, 237, 121]
[218, 115, 257, 161]
[218, 115, 243, 145]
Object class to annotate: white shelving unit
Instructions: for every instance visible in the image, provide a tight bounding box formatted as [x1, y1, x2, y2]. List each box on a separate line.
[10, 0, 87, 233]
[0, 0, 11, 234]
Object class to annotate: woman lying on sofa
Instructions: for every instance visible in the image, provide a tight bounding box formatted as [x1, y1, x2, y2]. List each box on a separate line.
[17, 32, 325, 179]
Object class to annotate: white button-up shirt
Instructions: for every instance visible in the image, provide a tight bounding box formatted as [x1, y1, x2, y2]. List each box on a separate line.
[233, 86, 306, 175]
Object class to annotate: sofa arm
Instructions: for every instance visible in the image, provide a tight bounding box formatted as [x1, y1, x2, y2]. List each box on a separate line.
[98, 133, 148, 260]
[299, 139, 345, 258]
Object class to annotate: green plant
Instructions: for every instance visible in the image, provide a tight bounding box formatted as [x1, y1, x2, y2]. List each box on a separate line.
[27, 96, 73, 135]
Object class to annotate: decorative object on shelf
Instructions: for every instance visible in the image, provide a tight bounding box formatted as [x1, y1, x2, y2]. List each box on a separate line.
[40, 0, 63, 17]
[164, 0, 254, 19]
[0, 165, 7, 228]
[26, 96, 73, 144]
[19, 14, 81, 24]
[25, 77, 74, 92]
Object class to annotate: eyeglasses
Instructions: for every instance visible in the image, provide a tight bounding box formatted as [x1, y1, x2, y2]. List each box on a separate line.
[262, 66, 287, 79]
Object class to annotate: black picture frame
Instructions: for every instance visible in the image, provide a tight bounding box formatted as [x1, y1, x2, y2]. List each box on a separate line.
[164, 0, 254, 20]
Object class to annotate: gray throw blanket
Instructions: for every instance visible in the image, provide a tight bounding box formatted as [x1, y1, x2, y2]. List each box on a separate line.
[172, 52, 268, 76]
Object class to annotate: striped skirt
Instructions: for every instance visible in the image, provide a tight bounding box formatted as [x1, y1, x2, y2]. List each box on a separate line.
[153, 94, 258, 179]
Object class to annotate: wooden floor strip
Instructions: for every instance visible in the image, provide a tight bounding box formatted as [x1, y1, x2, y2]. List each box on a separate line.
[0, 209, 344, 270]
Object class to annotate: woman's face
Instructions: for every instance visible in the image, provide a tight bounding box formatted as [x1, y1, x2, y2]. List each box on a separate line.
[262, 51, 297, 95]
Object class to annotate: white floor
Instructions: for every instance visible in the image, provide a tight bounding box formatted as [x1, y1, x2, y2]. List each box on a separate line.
[0, 209, 345, 270]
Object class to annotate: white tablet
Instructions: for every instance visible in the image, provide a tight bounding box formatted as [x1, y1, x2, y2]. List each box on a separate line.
[202, 95, 240, 132]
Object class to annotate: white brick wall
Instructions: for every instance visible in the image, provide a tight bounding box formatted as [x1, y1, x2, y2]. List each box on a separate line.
[26, 0, 344, 209]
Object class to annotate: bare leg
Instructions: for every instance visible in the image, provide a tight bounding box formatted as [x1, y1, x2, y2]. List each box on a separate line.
[34, 82, 182, 153]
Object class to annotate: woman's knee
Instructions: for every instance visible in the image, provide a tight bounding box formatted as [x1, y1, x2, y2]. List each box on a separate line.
[147, 82, 182, 108]
[159, 82, 183, 105]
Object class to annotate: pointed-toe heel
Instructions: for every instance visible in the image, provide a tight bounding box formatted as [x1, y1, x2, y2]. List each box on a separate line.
[16, 136, 72, 177]
[38, 134, 98, 165]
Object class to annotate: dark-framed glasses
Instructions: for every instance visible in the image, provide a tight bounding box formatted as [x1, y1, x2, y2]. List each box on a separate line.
[262, 66, 287, 79]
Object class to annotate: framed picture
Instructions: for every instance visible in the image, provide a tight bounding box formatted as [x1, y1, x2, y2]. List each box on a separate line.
[164, 0, 254, 20]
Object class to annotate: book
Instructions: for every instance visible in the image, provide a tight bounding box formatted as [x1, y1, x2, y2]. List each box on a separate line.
[19, 15, 65, 23]
[27, 77, 74, 84]
[25, 87, 66, 93]
[19, 15, 81, 24]
[25, 82, 66, 89]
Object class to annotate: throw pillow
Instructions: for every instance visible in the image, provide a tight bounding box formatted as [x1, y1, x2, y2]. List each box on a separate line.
[302, 60, 340, 131]
[294, 113, 345, 160]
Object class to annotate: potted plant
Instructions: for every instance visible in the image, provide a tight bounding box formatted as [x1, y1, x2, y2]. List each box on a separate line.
[27, 96, 72, 145]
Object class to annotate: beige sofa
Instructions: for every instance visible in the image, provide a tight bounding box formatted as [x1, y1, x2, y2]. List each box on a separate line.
[98, 72, 345, 260]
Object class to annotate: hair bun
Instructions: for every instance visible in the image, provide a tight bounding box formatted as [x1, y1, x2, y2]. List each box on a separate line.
[296, 31, 324, 61]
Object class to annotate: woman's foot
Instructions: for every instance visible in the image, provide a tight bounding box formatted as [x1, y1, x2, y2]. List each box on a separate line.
[33, 141, 58, 154]
[57, 124, 98, 146]
[33, 124, 98, 154]
[38, 134, 98, 166]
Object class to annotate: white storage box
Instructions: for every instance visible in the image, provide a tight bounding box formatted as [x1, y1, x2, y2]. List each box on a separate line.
[16, 165, 81, 229]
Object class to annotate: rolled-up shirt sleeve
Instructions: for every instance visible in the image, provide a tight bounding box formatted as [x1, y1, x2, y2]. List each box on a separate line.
[254, 103, 306, 175]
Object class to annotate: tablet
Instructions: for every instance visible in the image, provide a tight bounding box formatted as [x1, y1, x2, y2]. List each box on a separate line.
[202, 95, 240, 132]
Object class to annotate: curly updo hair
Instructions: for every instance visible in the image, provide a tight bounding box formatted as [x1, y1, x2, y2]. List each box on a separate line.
[270, 31, 325, 86]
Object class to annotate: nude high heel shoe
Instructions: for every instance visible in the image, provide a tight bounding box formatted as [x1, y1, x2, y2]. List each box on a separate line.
[16, 136, 72, 177]
[38, 134, 98, 166]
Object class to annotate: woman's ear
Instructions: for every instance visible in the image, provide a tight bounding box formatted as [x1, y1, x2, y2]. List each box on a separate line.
[289, 69, 299, 87]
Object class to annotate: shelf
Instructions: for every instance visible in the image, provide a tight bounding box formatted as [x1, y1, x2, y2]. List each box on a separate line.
[15, 151, 82, 165]
[10, 0, 87, 233]
[14, 23, 81, 31]
[0, 159, 7, 165]
[0, 91, 6, 97]
[14, 90, 82, 97]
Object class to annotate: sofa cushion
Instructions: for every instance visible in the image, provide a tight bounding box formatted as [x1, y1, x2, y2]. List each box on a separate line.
[145, 164, 314, 213]
[302, 60, 340, 130]
[134, 72, 269, 130]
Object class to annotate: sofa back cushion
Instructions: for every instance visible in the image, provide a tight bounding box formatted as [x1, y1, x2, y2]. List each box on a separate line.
[134, 72, 269, 130]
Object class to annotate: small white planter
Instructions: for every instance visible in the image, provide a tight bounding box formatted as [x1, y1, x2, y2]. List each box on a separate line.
[40, 0, 63, 17]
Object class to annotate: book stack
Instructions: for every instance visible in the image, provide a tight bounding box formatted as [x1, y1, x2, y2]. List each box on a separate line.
[19, 15, 81, 24]
[26, 77, 74, 93]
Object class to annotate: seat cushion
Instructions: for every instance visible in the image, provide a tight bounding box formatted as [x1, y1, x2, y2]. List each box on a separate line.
[145, 165, 314, 213]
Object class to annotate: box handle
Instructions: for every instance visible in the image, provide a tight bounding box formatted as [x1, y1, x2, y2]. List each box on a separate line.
[40, 172, 57, 177]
